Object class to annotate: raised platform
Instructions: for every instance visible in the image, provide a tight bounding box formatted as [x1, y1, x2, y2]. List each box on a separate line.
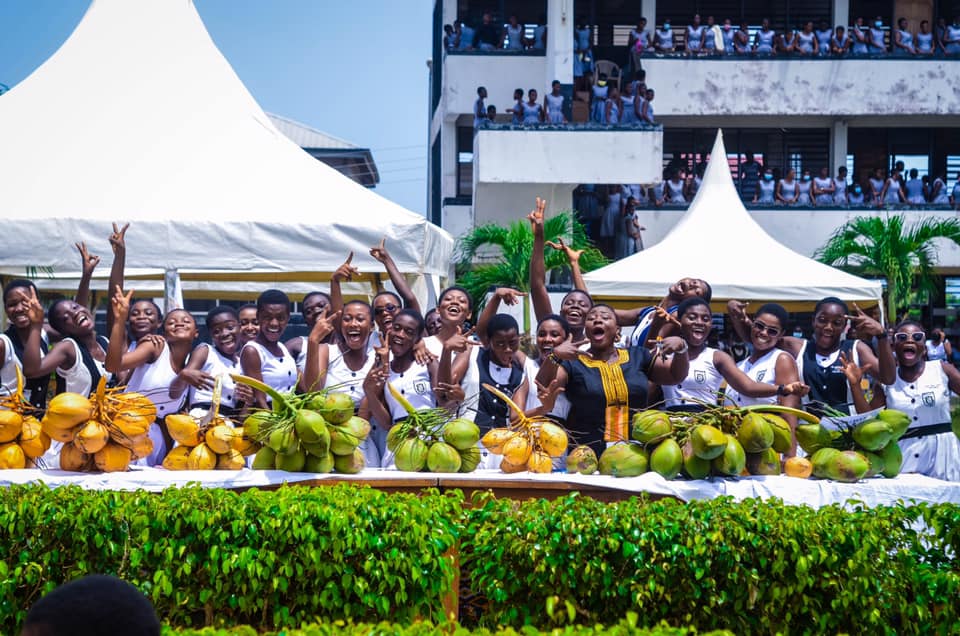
[2, 468, 958, 508]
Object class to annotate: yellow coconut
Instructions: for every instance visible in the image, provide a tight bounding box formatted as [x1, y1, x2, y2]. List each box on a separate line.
[216, 448, 246, 470]
[537, 422, 569, 458]
[128, 435, 154, 461]
[74, 420, 110, 454]
[526, 449, 553, 473]
[0, 442, 26, 469]
[19, 416, 51, 459]
[480, 427, 516, 454]
[204, 424, 235, 455]
[501, 434, 532, 465]
[60, 443, 91, 471]
[187, 443, 217, 470]
[500, 457, 527, 473]
[110, 392, 157, 419]
[94, 443, 132, 472]
[112, 412, 151, 437]
[46, 393, 94, 427]
[784, 456, 813, 479]
[161, 446, 192, 471]
[0, 410, 23, 443]
[230, 427, 259, 456]
[42, 419, 80, 443]
[165, 413, 203, 447]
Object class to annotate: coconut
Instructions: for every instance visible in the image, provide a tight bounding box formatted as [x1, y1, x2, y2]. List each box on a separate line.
[458, 446, 481, 473]
[861, 450, 886, 477]
[43, 420, 79, 443]
[526, 449, 553, 473]
[690, 424, 727, 460]
[0, 411, 24, 442]
[268, 429, 299, 455]
[877, 409, 911, 439]
[230, 427, 259, 456]
[95, 443, 132, 472]
[426, 441, 462, 472]
[501, 434, 533, 465]
[442, 418, 481, 451]
[73, 420, 108, 455]
[128, 435, 154, 461]
[166, 414, 203, 447]
[242, 411, 273, 441]
[186, 443, 217, 470]
[745, 448, 781, 476]
[329, 429, 360, 456]
[852, 419, 893, 452]
[480, 427, 516, 454]
[711, 435, 746, 476]
[252, 446, 277, 470]
[0, 442, 26, 469]
[598, 443, 649, 477]
[304, 452, 335, 473]
[795, 423, 833, 454]
[333, 448, 365, 474]
[878, 441, 903, 478]
[386, 423, 409, 453]
[566, 445, 599, 475]
[162, 446, 192, 470]
[630, 411, 672, 443]
[536, 422, 569, 457]
[737, 413, 774, 453]
[46, 393, 94, 428]
[649, 438, 683, 480]
[18, 416, 50, 459]
[682, 442, 712, 480]
[294, 409, 328, 444]
[395, 438, 429, 472]
[320, 392, 355, 425]
[205, 424, 236, 455]
[499, 457, 527, 473]
[216, 449, 245, 470]
[810, 447, 842, 479]
[826, 450, 870, 483]
[59, 443, 91, 471]
[762, 414, 794, 454]
[784, 456, 813, 478]
[274, 448, 307, 472]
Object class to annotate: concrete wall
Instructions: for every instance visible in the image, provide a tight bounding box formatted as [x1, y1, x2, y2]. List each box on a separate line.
[442, 203, 473, 241]
[473, 182, 576, 228]
[475, 128, 663, 184]
[642, 58, 960, 118]
[442, 54, 548, 118]
[633, 207, 960, 270]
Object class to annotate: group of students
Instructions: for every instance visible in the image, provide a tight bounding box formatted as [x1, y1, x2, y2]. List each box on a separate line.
[628, 14, 960, 57]
[2, 215, 957, 481]
[443, 12, 546, 53]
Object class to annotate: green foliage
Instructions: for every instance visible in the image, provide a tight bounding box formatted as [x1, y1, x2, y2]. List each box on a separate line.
[1, 485, 959, 634]
[455, 211, 606, 315]
[163, 618, 733, 635]
[460, 493, 960, 634]
[0, 484, 462, 632]
[816, 215, 960, 320]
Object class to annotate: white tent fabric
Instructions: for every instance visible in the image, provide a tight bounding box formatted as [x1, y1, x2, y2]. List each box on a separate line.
[0, 0, 451, 289]
[583, 130, 883, 306]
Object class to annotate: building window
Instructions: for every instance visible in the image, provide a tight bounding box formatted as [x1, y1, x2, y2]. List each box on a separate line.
[456, 126, 474, 198]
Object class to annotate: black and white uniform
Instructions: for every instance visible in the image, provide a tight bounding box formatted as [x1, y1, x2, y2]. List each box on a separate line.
[241, 341, 297, 395]
[796, 339, 858, 416]
[325, 344, 379, 467]
[127, 343, 184, 466]
[724, 348, 789, 407]
[188, 343, 239, 411]
[380, 360, 436, 469]
[475, 348, 528, 468]
[0, 331, 48, 408]
[662, 347, 721, 411]
[884, 362, 959, 481]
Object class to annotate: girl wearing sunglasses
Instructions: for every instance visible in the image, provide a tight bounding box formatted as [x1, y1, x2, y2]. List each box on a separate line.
[728, 297, 895, 416]
[843, 320, 960, 481]
[722, 303, 803, 455]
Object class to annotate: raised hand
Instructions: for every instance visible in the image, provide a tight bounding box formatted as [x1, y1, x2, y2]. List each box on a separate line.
[494, 287, 527, 306]
[780, 381, 810, 397]
[838, 351, 863, 385]
[332, 251, 359, 282]
[362, 364, 389, 397]
[373, 330, 390, 364]
[436, 381, 465, 403]
[25, 287, 45, 327]
[109, 222, 129, 255]
[369, 238, 389, 264]
[111, 285, 134, 321]
[846, 303, 884, 338]
[535, 378, 565, 412]
[657, 336, 688, 357]
[654, 305, 682, 326]
[545, 237, 584, 264]
[412, 339, 437, 366]
[444, 326, 480, 353]
[525, 196, 547, 236]
[137, 334, 165, 349]
[308, 307, 341, 344]
[76, 242, 100, 277]
[551, 333, 589, 361]
[727, 299, 749, 320]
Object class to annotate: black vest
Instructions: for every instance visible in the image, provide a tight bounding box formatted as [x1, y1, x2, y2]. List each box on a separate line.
[4, 327, 49, 409]
[474, 348, 524, 432]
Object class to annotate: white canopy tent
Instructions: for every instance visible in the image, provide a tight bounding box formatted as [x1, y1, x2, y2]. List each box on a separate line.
[584, 130, 883, 312]
[0, 0, 452, 304]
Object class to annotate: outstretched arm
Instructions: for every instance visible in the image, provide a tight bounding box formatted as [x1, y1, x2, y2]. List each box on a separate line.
[726, 300, 753, 344]
[106, 286, 162, 374]
[106, 222, 129, 341]
[329, 252, 358, 334]
[74, 242, 100, 309]
[545, 237, 587, 292]
[476, 287, 526, 348]
[298, 309, 339, 392]
[714, 350, 808, 398]
[22, 288, 76, 377]
[528, 197, 553, 323]
[370, 238, 421, 314]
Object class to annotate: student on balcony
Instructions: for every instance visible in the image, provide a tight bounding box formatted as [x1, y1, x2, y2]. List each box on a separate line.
[628, 17, 651, 73]
[833, 166, 849, 204]
[619, 82, 637, 124]
[655, 21, 675, 53]
[590, 74, 609, 123]
[475, 12, 501, 51]
[796, 22, 819, 56]
[847, 182, 866, 205]
[457, 20, 476, 51]
[893, 18, 917, 56]
[869, 17, 887, 55]
[778, 25, 798, 54]
[776, 168, 799, 206]
[501, 15, 524, 51]
[753, 167, 777, 205]
[521, 89, 543, 125]
[797, 169, 814, 205]
[720, 19, 735, 53]
[851, 17, 870, 55]
[916, 20, 935, 55]
[754, 19, 776, 55]
[867, 168, 886, 204]
[574, 18, 594, 77]
[904, 169, 926, 204]
[943, 17, 960, 55]
[603, 86, 622, 124]
[815, 20, 833, 55]
[685, 14, 705, 55]
[831, 26, 851, 55]
[701, 16, 718, 54]
[544, 80, 566, 124]
[734, 21, 751, 54]
[664, 169, 686, 205]
[507, 88, 524, 125]
[532, 14, 547, 50]
[879, 168, 906, 205]
[639, 88, 655, 124]
[812, 167, 835, 205]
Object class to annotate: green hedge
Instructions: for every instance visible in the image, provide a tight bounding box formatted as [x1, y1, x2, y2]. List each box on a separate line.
[1, 484, 959, 635]
[162, 617, 733, 635]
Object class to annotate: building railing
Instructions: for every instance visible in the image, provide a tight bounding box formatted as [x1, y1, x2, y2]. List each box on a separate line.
[478, 121, 662, 131]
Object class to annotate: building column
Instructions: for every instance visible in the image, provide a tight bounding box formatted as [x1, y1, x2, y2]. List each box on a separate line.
[546, 0, 574, 119]
[833, 0, 849, 28]
[830, 120, 848, 176]
[641, 0, 657, 28]
[442, 0, 457, 26]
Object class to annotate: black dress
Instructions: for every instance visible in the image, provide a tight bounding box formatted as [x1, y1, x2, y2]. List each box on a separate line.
[561, 346, 653, 457]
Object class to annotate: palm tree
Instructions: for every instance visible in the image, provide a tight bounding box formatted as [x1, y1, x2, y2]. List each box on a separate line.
[456, 210, 606, 332]
[816, 215, 960, 321]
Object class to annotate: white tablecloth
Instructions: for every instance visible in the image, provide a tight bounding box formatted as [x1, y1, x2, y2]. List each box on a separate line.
[1, 468, 958, 508]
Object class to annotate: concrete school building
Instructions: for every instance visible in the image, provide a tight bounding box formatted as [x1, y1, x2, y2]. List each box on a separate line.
[427, 0, 960, 322]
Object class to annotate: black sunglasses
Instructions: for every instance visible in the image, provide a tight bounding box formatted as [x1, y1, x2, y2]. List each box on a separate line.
[894, 331, 925, 343]
[752, 320, 781, 337]
[374, 303, 399, 317]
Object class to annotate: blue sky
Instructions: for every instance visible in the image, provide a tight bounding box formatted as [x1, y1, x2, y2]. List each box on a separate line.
[0, 0, 432, 213]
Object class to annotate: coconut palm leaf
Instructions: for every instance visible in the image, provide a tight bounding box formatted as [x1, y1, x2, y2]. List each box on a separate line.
[816, 215, 960, 320]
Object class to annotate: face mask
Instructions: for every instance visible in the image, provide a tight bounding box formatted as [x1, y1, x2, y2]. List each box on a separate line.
[854, 187, 862, 194]
[875, 21, 883, 28]
[764, 174, 773, 181]
[803, 175, 811, 181]
[664, 24, 671, 30]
